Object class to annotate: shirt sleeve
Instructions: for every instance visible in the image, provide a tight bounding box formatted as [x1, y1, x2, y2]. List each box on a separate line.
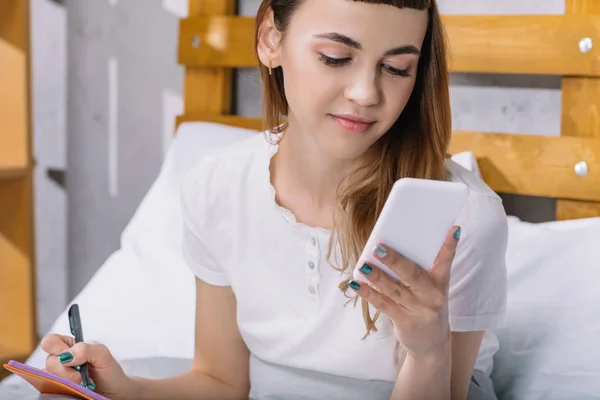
[447, 194, 508, 332]
[180, 161, 230, 287]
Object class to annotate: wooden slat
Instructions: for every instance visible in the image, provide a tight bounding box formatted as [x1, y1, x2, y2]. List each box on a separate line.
[556, 199, 600, 220]
[189, 0, 234, 15]
[0, 177, 36, 356]
[0, 27, 29, 171]
[179, 16, 255, 67]
[0, 165, 27, 180]
[175, 114, 600, 203]
[561, 76, 600, 138]
[445, 14, 600, 76]
[176, 113, 263, 130]
[449, 132, 600, 202]
[179, 14, 600, 76]
[0, 0, 27, 51]
[558, 0, 600, 219]
[184, 69, 232, 115]
[182, 0, 235, 117]
[566, 0, 600, 13]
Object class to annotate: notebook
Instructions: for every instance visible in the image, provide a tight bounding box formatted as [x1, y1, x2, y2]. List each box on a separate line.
[3, 360, 110, 400]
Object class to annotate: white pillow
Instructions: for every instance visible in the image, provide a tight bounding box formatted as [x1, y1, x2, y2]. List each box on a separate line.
[538, 217, 600, 232]
[492, 217, 600, 400]
[15, 123, 258, 373]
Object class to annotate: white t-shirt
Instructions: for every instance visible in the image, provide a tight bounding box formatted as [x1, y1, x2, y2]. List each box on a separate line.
[181, 132, 508, 386]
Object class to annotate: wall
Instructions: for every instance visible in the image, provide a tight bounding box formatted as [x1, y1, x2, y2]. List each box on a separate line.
[31, 0, 68, 335]
[65, 0, 185, 299]
[33, 0, 564, 334]
[30, 0, 186, 335]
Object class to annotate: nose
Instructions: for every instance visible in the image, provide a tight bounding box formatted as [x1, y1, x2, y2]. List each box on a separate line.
[344, 69, 381, 107]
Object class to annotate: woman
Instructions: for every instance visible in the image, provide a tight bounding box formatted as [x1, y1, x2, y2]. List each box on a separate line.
[41, 0, 508, 399]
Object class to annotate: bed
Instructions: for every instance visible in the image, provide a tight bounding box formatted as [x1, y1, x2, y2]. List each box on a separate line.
[2, 0, 600, 399]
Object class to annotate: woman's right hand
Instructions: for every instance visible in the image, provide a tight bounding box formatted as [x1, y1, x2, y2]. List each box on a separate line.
[41, 334, 134, 399]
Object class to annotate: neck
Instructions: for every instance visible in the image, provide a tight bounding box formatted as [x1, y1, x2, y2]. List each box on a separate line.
[270, 126, 358, 225]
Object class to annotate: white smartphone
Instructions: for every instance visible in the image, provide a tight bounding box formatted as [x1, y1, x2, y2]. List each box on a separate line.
[352, 178, 469, 282]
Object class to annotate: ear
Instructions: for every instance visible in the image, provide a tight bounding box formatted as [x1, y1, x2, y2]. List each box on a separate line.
[256, 7, 283, 70]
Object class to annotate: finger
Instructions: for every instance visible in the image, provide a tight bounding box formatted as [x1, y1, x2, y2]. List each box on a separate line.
[430, 226, 461, 285]
[46, 355, 83, 384]
[371, 243, 435, 294]
[41, 334, 76, 355]
[357, 262, 427, 313]
[64, 342, 114, 370]
[348, 279, 404, 317]
[44, 338, 113, 371]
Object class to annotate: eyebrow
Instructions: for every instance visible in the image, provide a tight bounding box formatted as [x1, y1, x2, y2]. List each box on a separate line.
[313, 32, 420, 56]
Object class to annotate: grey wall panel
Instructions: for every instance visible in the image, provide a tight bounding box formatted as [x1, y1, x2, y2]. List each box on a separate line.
[31, 0, 68, 335]
[65, 0, 183, 298]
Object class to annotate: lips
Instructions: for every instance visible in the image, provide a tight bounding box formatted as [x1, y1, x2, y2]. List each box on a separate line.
[329, 114, 376, 133]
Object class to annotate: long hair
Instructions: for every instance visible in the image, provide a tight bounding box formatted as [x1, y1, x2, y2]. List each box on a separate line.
[254, 0, 451, 337]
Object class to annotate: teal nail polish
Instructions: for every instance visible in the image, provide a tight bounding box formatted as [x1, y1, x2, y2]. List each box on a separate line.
[454, 227, 461, 240]
[73, 365, 81, 372]
[349, 280, 361, 291]
[80, 379, 94, 389]
[58, 352, 73, 363]
[359, 263, 372, 275]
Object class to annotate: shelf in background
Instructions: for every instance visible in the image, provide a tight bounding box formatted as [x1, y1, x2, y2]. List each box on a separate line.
[0, 165, 28, 180]
[0, 345, 28, 380]
[0, 0, 36, 384]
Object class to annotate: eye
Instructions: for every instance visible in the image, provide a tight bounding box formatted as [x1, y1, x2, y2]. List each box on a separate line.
[318, 54, 351, 67]
[383, 64, 411, 78]
[318, 53, 412, 78]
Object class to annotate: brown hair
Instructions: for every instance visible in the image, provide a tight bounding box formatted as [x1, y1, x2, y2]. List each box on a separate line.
[255, 0, 451, 337]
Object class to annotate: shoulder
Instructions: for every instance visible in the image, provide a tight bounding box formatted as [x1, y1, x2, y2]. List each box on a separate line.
[444, 162, 508, 329]
[184, 132, 267, 185]
[445, 158, 508, 253]
[182, 132, 268, 196]
[445, 158, 499, 201]
[181, 132, 269, 221]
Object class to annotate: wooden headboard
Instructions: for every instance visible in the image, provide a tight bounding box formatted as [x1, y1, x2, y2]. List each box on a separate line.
[176, 0, 600, 221]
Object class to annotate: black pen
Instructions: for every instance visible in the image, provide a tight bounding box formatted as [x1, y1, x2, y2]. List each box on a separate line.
[68, 303, 91, 389]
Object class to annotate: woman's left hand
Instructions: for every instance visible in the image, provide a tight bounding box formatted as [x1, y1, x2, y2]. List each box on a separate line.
[350, 226, 461, 361]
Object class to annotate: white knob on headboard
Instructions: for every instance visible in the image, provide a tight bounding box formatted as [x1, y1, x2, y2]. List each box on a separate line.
[579, 37, 593, 53]
[192, 36, 202, 49]
[574, 161, 589, 177]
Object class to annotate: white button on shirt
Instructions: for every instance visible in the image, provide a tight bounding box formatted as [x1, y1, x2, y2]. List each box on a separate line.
[181, 133, 508, 389]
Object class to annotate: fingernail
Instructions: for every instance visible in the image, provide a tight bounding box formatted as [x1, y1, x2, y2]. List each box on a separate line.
[349, 280, 361, 291]
[81, 380, 96, 391]
[58, 352, 73, 363]
[359, 263, 372, 275]
[73, 365, 81, 371]
[373, 244, 387, 258]
[453, 227, 461, 240]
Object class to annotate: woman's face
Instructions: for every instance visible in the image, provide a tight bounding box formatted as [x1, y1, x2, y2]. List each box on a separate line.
[266, 0, 429, 160]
